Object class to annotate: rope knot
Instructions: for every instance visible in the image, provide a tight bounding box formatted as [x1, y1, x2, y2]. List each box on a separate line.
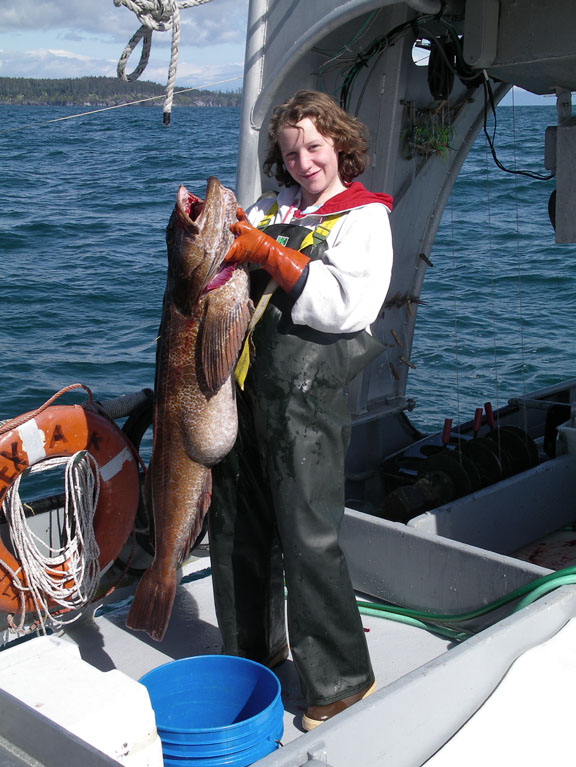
[114, 0, 214, 124]
[123, 0, 177, 32]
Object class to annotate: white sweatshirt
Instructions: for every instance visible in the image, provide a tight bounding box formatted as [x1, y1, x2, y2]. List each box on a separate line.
[245, 183, 393, 334]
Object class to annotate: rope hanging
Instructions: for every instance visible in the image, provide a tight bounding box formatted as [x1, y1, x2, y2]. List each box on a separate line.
[114, 0, 214, 125]
[1, 451, 101, 635]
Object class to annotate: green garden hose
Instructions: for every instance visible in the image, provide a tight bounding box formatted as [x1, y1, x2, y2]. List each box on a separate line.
[356, 566, 576, 642]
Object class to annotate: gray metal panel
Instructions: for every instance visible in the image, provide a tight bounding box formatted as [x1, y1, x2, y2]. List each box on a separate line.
[0, 733, 45, 767]
[341, 508, 549, 615]
[468, 0, 576, 93]
[554, 120, 576, 244]
[408, 454, 576, 554]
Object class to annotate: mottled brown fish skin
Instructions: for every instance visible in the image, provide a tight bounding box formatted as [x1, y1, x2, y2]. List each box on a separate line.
[126, 177, 251, 641]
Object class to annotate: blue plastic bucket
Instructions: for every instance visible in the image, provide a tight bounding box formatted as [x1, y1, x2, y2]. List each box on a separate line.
[140, 655, 283, 766]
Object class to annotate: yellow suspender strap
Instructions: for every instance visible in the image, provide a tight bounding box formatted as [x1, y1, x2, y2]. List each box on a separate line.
[234, 210, 343, 390]
[257, 200, 278, 230]
[295, 213, 342, 251]
[234, 277, 277, 389]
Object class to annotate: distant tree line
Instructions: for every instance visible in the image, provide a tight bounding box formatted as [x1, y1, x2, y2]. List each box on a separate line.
[0, 76, 241, 107]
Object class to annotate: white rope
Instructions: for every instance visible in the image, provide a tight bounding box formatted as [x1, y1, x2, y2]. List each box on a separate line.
[1, 451, 102, 634]
[114, 0, 214, 124]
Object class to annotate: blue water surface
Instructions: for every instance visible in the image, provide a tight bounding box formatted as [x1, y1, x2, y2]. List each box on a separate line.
[1, 102, 574, 437]
[407, 105, 576, 431]
[0, 105, 239, 421]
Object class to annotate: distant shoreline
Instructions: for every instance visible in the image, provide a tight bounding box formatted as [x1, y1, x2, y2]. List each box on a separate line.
[0, 75, 241, 108]
[0, 102, 240, 108]
[0, 75, 554, 108]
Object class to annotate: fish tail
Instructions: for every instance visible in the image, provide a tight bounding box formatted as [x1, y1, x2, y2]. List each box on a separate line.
[126, 565, 177, 642]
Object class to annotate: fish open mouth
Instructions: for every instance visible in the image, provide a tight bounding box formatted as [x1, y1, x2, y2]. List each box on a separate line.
[178, 186, 205, 222]
[176, 181, 239, 295]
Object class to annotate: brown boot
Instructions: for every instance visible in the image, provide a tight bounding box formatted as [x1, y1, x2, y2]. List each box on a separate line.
[302, 681, 377, 731]
[264, 643, 290, 669]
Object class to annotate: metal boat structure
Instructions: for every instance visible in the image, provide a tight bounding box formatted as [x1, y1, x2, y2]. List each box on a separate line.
[2, 1, 576, 765]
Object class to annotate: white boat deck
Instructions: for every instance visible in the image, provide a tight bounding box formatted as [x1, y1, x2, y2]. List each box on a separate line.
[4, 510, 576, 766]
[62, 549, 452, 748]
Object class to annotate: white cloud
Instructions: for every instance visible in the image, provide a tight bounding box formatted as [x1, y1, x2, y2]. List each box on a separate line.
[0, 0, 248, 47]
[171, 58, 245, 88]
[0, 0, 248, 85]
[0, 45, 244, 90]
[0, 48, 117, 78]
[45, 49, 93, 61]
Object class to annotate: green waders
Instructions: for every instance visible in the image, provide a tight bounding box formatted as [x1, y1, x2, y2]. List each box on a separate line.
[208, 221, 384, 706]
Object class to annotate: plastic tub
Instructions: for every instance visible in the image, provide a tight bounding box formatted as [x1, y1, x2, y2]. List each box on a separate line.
[140, 655, 283, 766]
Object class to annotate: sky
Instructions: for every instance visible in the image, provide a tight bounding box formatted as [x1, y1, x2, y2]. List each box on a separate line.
[500, 88, 553, 107]
[0, 0, 249, 91]
[0, 1, 553, 105]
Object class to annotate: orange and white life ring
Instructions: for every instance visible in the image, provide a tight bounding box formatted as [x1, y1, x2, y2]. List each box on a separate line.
[0, 404, 140, 614]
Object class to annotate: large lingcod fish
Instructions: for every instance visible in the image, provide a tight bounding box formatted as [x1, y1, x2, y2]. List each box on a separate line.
[127, 177, 251, 641]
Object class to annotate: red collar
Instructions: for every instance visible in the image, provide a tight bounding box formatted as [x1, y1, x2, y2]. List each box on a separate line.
[292, 182, 393, 218]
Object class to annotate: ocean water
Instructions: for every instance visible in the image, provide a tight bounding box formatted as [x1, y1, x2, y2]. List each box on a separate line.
[0, 105, 239, 424]
[407, 104, 575, 431]
[0, 103, 572, 442]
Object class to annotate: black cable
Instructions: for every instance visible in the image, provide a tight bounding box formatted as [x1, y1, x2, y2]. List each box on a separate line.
[340, 16, 429, 109]
[482, 76, 553, 181]
[338, 13, 553, 184]
[339, 14, 482, 111]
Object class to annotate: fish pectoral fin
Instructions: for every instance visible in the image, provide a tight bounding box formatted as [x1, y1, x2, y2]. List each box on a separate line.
[199, 294, 252, 394]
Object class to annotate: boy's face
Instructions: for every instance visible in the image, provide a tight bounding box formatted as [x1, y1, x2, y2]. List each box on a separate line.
[277, 117, 345, 208]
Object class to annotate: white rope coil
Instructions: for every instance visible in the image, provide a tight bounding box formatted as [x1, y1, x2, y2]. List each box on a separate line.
[1, 451, 102, 634]
[114, 0, 214, 123]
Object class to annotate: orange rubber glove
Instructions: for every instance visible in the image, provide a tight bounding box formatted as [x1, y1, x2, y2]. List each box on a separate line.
[226, 217, 310, 294]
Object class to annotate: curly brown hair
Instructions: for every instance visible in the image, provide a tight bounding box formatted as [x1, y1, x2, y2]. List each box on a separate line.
[263, 90, 369, 187]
